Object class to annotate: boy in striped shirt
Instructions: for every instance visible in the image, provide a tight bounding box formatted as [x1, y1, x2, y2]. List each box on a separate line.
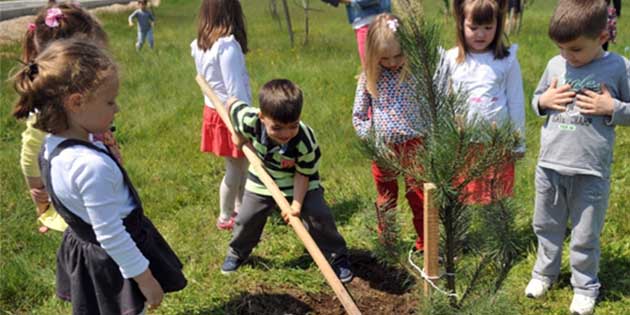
[221, 79, 352, 283]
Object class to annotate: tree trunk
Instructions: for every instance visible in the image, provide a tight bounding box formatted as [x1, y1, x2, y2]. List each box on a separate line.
[281, 0, 294, 47]
[269, 0, 282, 28]
[444, 202, 457, 308]
[303, 0, 310, 45]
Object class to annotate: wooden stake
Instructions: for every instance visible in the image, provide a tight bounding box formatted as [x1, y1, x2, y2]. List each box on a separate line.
[195, 75, 361, 315]
[423, 183, 439, 297]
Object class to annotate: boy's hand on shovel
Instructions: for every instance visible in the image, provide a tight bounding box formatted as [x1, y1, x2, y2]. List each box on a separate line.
[282, 202, 301, 224]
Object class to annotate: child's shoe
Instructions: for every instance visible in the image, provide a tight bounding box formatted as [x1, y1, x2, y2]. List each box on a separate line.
[216, 216, 235, 230]
[524, 278, 550, 299]
[332, 258, 353, 284]
[569, 293, 596, 315]
[221, 256, 245, 275]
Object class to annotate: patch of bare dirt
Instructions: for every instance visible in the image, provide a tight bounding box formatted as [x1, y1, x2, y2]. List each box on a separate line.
[212, 250, 420, 315]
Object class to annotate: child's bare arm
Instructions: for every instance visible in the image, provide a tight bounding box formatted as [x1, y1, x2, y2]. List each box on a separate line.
[283, 173, 309, 223]
[25, 176, 50, 216]
[134, 268, 164, 310]
[538, 78, 575, 111]
[576, 84, 615, 116]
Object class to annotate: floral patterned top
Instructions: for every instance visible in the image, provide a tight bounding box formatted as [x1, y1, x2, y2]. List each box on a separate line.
[352, 67, 424, 144]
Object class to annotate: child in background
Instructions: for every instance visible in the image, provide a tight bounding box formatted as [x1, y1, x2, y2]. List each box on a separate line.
[505, 0, 522, 35]
[221, 79, 353, 283]
[525, 1, 630, 314]
[321, 0, 391, 68]
[352, 14, 426, 251]
[191, 0, 251, 230]
[128, 0, 155, 51]
[603, 0, 618, 51]
[12, 39, 186, 315]
[19, 2, 123, 233]
[439, 0, 525, 204]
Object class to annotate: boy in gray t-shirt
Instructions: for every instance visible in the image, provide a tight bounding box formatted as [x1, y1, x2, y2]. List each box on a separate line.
[525, 1, 630, 315]
[128, 0, 155, 50]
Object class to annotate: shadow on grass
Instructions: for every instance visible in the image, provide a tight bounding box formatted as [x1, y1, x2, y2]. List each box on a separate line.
[328, 195, 365, 226]
[598, 248, 630, 302]
[540, 240, 630, 303]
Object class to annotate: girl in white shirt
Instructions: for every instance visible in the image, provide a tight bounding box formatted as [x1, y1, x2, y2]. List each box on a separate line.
[440, 0, 526, 204]
[11, 39, 186, 315]
[192, 0, 252, 230]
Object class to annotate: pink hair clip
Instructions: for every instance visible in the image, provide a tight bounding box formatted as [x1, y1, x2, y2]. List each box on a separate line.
[387, 19, 399, 32]
[45, 8, 64, 28]
[27, 23, 36, 33]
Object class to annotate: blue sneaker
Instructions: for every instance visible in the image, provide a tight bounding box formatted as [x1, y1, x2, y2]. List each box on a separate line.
[333, 259, 353, 284]
[221, 256, 245, 275]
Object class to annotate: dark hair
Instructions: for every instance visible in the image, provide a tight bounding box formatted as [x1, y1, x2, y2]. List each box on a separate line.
[22, 2, 108, 62]
[12, 39, 117, 134]
[549, 0, 608, 42]
[453, 0, 509, 63]
[259, 79, 303, 123]
[197, 0, 248, 53]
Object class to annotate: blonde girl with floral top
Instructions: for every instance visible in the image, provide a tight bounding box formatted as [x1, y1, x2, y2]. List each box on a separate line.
[352, 13, 426, 251]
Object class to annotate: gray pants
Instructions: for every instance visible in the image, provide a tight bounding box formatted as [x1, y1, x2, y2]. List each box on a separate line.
[227, 188, 348, 262]
[531, 166, 610, 297]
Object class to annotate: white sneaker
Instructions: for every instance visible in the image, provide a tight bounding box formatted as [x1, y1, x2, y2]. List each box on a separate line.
[569, 293, 596, 315]
[525, 278, 550, 298]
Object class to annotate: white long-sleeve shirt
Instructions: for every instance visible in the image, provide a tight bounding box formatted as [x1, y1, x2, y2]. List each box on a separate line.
[43, 135, 148, 279]
[191, 35, 252, 106]
[440, 45, 526, 152]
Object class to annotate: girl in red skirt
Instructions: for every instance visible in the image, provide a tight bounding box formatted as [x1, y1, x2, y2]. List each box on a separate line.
[191, 0, 252, 230]
[441, 0, 526, 204]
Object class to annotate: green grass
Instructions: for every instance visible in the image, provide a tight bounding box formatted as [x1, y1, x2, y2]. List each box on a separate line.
[1, 0, 629, 314]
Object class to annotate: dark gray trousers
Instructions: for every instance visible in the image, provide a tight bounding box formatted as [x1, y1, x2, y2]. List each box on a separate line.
[227, 188, 348, 262]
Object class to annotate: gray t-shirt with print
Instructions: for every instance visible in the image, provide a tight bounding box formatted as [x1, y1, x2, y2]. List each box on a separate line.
[532, 52, 630, 178]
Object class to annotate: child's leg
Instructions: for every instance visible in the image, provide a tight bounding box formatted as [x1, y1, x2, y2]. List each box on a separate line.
[219, 157, 249, 220]
[135, 30, 143, 50]
[147, 29, 154, 49]
[298, 188, 348, 260]
[567, 175, 610, 298]
[371, 161, 399, 235]
[354, 25, 369, 68]
[226, 191, 275, 259]
[532, 166, 569, 284]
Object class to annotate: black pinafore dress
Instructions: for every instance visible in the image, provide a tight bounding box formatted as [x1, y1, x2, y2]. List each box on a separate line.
[40, 139, 187, 315]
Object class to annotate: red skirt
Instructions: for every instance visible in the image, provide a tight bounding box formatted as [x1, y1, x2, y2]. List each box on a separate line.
[455, 144, 515, 205]
[459, 160, 515, 205]
[200, 106, 244, 158]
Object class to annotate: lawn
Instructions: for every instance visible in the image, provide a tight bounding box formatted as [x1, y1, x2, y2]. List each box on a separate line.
[0, 0, 628, 314]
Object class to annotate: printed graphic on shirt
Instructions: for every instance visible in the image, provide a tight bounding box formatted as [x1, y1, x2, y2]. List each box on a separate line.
[554, 75, 601, 131]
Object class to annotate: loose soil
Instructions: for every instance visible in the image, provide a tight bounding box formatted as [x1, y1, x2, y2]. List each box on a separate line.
[217, 250, 420, 315]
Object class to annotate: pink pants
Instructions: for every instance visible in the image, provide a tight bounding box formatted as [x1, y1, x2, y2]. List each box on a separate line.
[354, 25, 369, 68]
[370, 138, 425, 250]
